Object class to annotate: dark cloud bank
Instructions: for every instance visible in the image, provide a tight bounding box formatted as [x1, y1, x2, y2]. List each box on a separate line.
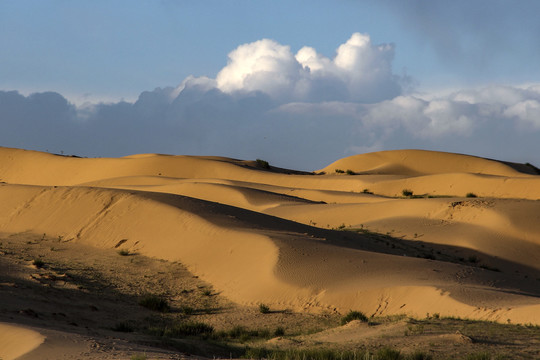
[2, 34, 540, 170]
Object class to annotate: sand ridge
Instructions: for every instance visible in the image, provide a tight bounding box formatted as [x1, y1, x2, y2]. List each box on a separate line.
[2, 146, 540, 357]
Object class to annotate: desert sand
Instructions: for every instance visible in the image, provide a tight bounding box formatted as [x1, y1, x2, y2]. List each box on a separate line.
[1, 147, 540, 359]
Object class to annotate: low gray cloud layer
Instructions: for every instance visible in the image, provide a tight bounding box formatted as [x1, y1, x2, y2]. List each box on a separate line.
[1, 34, 540, 170]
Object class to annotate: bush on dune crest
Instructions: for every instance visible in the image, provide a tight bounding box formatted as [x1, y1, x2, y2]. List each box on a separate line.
[256, 159, 270, 169]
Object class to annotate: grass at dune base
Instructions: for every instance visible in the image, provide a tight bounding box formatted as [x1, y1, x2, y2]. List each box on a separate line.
[4, 233, 533, 359]
[243, 347, 433, 360]
[143, 315, 530, 359]
[2, 232, 538, 359]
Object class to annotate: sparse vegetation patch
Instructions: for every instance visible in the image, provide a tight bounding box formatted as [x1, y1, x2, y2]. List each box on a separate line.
[259, 303, 270, 314]
[32, 258, 45, 268]
[256, 159, 270, 169]
[341, 310, 368, 325]
[163, 321, 215, 337]
[402, 189, 413, 197]
[138, 293, 170, 312]
[117, 249, 130, 256]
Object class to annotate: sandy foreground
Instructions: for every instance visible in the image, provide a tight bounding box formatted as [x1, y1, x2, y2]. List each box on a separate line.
[1, 147, 540, 359]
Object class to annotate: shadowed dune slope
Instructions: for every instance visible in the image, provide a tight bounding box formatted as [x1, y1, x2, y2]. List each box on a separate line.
[2, 145, 540, 333]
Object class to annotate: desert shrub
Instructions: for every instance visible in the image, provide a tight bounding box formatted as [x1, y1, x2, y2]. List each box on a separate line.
[376, 347, 402, 360]
[259, 303, 270, 314]
[341, 310, 368, 325]
[164, 321, 214, 337]
[362, 189, 373, 194]
[274, 326, 285, 336]
[138, 294, 169, 312]
[256, 159, 270, 169]
[346, 169, 356, 175]
[228, 325, 250, 339]
[402, 189, 413, 197]
[201, 289, 212, 296]
[335, 169, 345, 173]
[117, 249, 130, 256]
[33, 259, 45, 268]
[180, 305, 194, 315]
[466, 192, 478, 198]
[223, 326, 271, 341]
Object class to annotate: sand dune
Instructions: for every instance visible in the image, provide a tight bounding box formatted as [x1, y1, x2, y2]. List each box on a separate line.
[0, 323, 44, 360]
[2, 146, 540, 357]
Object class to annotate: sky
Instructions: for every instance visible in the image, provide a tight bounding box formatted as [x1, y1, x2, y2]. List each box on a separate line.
[1, 0, 540, 170]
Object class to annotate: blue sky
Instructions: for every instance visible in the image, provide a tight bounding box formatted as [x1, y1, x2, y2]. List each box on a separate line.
[2, 1, 540, 169]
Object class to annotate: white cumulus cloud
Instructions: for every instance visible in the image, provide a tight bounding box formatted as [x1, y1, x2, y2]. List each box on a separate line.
[3, 34, 540, 169]
[212, 33, 402, 103]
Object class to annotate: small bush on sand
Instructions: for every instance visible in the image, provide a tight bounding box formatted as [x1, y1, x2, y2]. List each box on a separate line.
[466, 192, 478, 198]
[256, 159, 270, 169]
[259, 303, 270, 314]
[117, 249, 130, 256]
[138, 294, 169, 312]
[376, 347, 402, 360]
[164, 321, 214, 337]
[33, 259, 45, 268]
[346, 169, 356, 175]
[274, 326, 285, 336]
[335, 169, 345, 174]
[341, 310, 368, 325]
[402, 189, 413, 197]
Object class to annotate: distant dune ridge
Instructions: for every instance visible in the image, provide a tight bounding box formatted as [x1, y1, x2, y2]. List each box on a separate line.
[2, 146, 540, 358]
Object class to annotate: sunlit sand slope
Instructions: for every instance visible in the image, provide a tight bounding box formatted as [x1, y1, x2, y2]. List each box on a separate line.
[0, 323, 44, 360]
[2, 145, 540, 339]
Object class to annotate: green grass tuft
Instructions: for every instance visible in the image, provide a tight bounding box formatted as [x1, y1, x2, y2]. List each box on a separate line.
[341, 310, 368, 325]
[138, 294, 170, 312]
[163, 321, 214, 337]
